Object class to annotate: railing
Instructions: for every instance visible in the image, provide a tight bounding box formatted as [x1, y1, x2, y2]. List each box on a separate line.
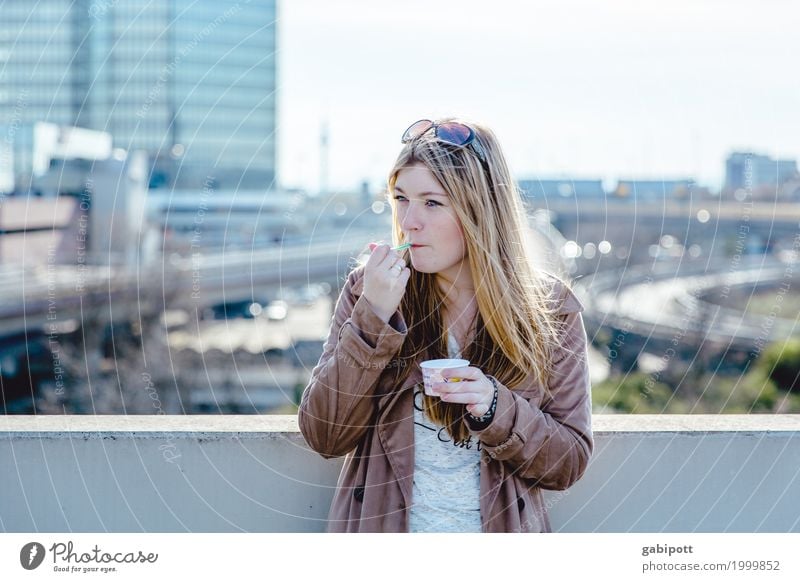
[1, 414, 799, 532]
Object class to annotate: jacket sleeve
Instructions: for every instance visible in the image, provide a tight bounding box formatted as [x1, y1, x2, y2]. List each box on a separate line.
[297, 267, 408, 459]
[468, 284, 593, 490]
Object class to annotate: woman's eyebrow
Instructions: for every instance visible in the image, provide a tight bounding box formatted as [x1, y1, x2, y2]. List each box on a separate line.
[394, 186, 448, 197]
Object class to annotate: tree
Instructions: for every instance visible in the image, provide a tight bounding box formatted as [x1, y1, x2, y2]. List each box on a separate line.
[755, 339, 800, 393]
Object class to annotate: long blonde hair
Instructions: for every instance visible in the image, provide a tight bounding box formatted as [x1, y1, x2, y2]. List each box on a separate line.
[381, 117, 572, 444]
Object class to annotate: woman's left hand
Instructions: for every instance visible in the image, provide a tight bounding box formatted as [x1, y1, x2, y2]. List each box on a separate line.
[434, 367, 495, 417]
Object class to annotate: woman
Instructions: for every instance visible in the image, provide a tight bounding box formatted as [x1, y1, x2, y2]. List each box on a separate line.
[298, 117, 593, 532]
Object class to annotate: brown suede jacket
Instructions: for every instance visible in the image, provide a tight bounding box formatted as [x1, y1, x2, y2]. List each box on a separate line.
[298, 265, 593, 532]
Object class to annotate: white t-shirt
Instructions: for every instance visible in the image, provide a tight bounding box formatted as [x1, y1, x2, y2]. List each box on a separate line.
[408, 333, 482, 532]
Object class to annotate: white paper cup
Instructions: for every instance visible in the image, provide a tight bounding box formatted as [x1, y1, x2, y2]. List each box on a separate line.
[420, 359, 470, 396]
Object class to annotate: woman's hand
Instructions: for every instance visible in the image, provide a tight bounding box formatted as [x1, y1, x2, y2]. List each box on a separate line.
[362, 242, 411, 323]
[434, 366, 496, 417]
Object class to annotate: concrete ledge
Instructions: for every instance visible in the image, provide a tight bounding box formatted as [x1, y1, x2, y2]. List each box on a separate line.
[1, 415, 799, 532]
[0, 414, 301, 435]
[3, 414, 800, 433]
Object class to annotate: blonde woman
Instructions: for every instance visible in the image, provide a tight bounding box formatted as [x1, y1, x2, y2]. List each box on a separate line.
[298, 118, 593, 532]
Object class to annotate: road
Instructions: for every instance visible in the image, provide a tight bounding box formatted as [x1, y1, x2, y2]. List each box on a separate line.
[168, 295, 334, 354]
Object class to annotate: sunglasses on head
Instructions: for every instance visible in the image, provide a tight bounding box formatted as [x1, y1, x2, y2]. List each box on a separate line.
[401, 119, 488, 165]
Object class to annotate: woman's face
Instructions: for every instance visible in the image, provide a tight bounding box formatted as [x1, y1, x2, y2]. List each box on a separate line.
[392, 163, 470, 284]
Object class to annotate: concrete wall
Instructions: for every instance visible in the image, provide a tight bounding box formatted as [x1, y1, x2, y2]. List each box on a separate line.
[1, 415, 798, 532]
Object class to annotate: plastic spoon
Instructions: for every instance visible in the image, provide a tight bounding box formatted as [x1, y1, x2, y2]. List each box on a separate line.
[368, 242, 411, 252]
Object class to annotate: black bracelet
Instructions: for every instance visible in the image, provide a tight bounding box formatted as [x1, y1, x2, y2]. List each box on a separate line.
[467, 376, 498, 425]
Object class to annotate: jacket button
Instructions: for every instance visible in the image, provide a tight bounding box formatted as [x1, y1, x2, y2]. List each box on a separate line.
[517, 497, 525, 511]
[353, 486, 365, 502]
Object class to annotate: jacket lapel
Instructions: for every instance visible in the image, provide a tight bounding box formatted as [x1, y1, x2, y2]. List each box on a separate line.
[376, 368, 421, 507]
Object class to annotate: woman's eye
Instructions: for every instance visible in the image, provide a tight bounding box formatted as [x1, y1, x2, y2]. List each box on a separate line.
[391, 195, 441, 207]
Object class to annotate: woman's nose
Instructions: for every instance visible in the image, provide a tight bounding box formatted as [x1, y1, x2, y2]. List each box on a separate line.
[399, 200, 423, 231]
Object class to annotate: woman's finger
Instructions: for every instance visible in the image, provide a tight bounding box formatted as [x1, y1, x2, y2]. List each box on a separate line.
[438, 392, 487, 404]
[433, 382, 489, 394]
[441, 367, 481, 381]
[365, 243, 387, 267]
[467, 403, 490, 416]
[373, 244, 402, 270]
[435, 380, 478, 392]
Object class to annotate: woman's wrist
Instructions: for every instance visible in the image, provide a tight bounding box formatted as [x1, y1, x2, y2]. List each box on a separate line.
[362, 295, 394, 324]
[466, 375, 498, 427]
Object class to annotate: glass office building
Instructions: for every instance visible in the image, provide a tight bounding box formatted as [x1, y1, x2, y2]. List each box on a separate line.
[0, 0, 92, 127]
[0, 0, 277, 189]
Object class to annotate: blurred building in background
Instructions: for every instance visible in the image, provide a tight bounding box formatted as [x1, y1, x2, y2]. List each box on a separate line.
[611, 178, 697, 202]
[0, 150, 148, 267]
[0, 122, 113, 195]
[725, 152, 798, 199]
[0, 0, 277, 193]
[519, 178, 606, 202]
[517, 177, 707, 204]
[0, 1, 93, 132]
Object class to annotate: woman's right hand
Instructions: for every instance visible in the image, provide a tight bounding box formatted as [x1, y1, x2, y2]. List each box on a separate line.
[362, 243, 411, 322]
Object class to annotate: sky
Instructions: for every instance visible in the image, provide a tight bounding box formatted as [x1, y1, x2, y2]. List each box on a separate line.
[276, 0, 799, 194]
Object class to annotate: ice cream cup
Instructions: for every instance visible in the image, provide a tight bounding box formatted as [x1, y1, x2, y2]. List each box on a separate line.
[420, 358, 470, 397]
